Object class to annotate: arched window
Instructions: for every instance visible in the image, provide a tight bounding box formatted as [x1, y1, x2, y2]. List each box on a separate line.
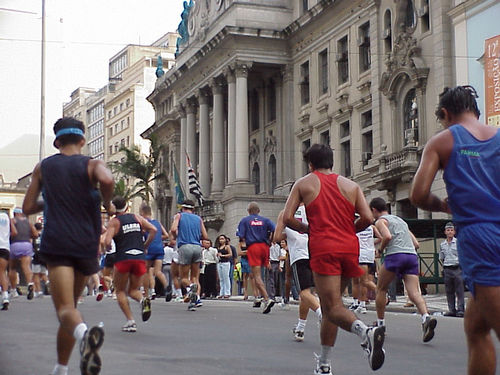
[252, 163, 260, 194]
[404, 0, 416, 29]
[383, 10, 392, 53]
[268, 155, 277, 195]
[403, 89, 419, 146]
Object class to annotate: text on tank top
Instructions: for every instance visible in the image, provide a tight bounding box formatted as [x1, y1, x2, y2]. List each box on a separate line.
[306, 172, 359, 256]
[443, 124, 500, 225]
[380, 215, 416, 256]
[113, 214, 145, 262]
[356, 226, 375, 252]
[285, 205, 309, 265]
[11, 219, 31, 243]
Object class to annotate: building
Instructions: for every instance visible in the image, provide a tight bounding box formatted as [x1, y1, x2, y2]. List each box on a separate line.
[145, 0, 459, 238]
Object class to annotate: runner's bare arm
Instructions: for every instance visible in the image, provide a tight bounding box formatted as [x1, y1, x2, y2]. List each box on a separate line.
[169, 213, 180, 240]
[160, 223, 169, 241]
[375, 218, 392, 253]
[273, 210, 286, 243]
[409, 231, 420, 250]
[283, 181, 308, 233]
[200, 219, 209, 241]
[90, 159, 115, 213]
[354, 185, 374, 232]
[30, 223, 39, 238]
[23, 163, 44, 215]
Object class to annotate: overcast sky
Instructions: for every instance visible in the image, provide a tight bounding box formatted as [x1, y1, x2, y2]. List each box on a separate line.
[0, 0, 183, 149]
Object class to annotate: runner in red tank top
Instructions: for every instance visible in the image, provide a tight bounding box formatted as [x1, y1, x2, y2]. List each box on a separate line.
[282, 144, 385, 374]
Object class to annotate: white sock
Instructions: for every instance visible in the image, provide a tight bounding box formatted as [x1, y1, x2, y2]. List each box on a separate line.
[73, 322, 88, 343]
[52, 363, 68, 375]
[360, 300, 366, 307]
[296, 319, 307, 331]
[176, 289, 182, 296]
[319, 345, 332, 364]
[421, 313, 430, 324]
[2, 291, 8, 299]
[127, 319, 135, 325]
[314, 307, 322, 320]
[353, 298, 359, 305]
[351, 319, 368, 339]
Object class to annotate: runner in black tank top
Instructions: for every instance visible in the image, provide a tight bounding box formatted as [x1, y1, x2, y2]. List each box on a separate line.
[104, 196, 157, 332]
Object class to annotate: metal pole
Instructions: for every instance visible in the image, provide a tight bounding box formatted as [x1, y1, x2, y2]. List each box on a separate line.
[39, 0, 46, 161]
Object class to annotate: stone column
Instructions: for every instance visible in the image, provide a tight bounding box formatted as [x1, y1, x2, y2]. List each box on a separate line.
[198, 89, 211, 197]
[211, 78, 225, 194]
[226, 68, 236, 184]
[235, 63, 252, 182]
[186, 98, 198, 174]
[178, 105, 188, 192]
[281, 64, 295, 184]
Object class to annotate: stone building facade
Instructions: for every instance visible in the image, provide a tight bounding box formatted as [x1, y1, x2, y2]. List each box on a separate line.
[145, 0, 458, 238]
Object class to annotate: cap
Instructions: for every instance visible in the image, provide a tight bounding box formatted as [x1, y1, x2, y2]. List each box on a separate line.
[13, 207, 22, 214]
[445, 222, 455, 229]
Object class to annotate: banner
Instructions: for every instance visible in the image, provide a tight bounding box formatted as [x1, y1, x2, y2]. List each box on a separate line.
[186, 153, 204, 207]
[173, 162, 185, 206]
[485, 35, 500, 127]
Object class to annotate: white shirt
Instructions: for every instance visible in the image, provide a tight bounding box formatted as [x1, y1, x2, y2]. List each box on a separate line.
[163, 246, 175, 264]
[285, 205, 309, 265]
[0, 212, 10, 251]
[357, 226, 375, 263]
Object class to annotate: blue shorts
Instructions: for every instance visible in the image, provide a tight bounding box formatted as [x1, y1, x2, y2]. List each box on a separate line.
[145, 253, 164, 261]
[240, 257, 251, 274]
[457, 222, 500, 296]
[383, 253, 419, 279]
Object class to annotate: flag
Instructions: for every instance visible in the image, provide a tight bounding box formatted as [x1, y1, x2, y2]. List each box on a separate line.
[186, 153, 204, 206]
[173, 162, 185, 206]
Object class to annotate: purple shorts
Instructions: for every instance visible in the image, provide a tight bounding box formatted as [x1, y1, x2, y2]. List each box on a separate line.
[10, 242, 33, 259]
[383, 253, 419, 279]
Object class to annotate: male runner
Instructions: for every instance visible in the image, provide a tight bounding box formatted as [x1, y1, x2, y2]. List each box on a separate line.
[237, 202, 276, 314]
[169, 200, 208, 311]
[410, 85, 500, 375]
[282, 143, 384, 374]
[369, 197, 437, 342]
[32, 222, 48, 298]
[0, 209, 16, 310]
[104, 196, 157, 332]
[23, 117, 114, 375]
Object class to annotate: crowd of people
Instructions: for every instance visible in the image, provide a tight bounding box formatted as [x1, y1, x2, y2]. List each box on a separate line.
[0, 85, 498, 375]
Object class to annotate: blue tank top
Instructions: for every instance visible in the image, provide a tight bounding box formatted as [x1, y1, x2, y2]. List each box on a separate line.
[113, 214, 145, 262]
[145, 219, 164, 254]
[443, 125, 500, 225]
[177, 212, 201, 247]
[40, 154, 101, 258]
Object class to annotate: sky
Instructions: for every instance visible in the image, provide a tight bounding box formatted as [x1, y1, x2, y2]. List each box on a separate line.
[0, 0, 183, 150]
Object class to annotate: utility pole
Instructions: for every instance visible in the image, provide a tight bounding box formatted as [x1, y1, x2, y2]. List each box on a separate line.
[39, 0, 46, 161]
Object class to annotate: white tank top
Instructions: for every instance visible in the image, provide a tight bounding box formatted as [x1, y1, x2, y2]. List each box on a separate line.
[0, 212, 11, 251]
[285, 205, 309, 265]
[356, 226, 375, 263]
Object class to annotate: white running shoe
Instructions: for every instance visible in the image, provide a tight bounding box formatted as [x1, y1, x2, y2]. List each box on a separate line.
[355, 305, 367, 314]
[121, 321, 137, 333]
[292, 327, 304, 342]
[361, 326, 385, 371]
[313, 354, 332, 375]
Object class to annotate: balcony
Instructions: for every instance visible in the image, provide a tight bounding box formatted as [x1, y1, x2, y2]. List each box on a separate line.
[371, 144, 420, 191]
[196, 200, 225, 230]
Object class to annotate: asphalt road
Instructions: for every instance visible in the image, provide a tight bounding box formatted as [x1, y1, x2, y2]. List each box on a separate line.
[1, 295, 499, 375]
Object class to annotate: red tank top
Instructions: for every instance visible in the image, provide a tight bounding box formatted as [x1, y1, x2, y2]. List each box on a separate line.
[306, 171, 359, 256]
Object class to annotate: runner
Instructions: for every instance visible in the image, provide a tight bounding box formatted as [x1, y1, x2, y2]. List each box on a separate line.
[31, 222, 48, 298]
[104, 196, 157, 332]
[282, 143, 385, 374]
[274, 203, 322, 342]
[22, 117, 114, 375]
[0, 209, 16, 310]
[410, 85, 500, 375]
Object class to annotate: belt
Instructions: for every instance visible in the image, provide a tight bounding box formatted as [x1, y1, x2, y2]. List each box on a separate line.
[444, 265, 460, 269]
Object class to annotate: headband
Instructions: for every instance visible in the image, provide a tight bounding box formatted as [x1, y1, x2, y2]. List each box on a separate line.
[55, 128, 84, 138]
[116, 205, 128, 213]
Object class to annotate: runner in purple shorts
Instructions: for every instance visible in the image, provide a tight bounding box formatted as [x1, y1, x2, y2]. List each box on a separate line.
[370, 197, 437, 343]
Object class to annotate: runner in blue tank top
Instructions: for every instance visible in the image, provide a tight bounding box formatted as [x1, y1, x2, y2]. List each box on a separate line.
[23, 117, 115, 375]
[411, 86, 500, 375]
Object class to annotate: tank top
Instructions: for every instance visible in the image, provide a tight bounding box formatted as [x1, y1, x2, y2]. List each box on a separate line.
[443, 125, 500, 226]
[40, 154, 101, 258]
[177, 212, 201, 247]
[218, 246, 230, 262]
[11, 218, 31, 243]
[380, 215, 416, 256]
[0, 212, 10, 251]
[113, 214, 145, 262]
[145, 219, 164, 254]
[357, 226, 375, 263]
[306, 171, 359, 256]
[285, 205, 309, 265]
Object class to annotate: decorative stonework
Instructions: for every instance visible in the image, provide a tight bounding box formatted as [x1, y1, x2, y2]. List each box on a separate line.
[249, 139, 260, 165]
[264, 131, 277, 155]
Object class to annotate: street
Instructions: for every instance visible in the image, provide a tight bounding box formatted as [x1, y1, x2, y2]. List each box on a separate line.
[1, 295, 499, 375]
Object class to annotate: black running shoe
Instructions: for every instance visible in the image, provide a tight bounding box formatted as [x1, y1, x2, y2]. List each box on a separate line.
[1, 300, 9, 311]
[165, 285, 172, 302]
[252, 299, 262, 308]
[422, 316, 437, 343]
[262, 299, 275, 314]
[80, 325, 104, 375]
[16, 286, 22, 296]
[141, 297, 152, 322]
[362, 326, 385, 371]
[27, 284, 34, 300]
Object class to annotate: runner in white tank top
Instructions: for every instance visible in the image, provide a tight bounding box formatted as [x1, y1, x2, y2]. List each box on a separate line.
[0, 211, 14, 310]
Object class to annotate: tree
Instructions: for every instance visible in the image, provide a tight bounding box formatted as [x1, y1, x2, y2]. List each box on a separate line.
[109, 135, 165, 204]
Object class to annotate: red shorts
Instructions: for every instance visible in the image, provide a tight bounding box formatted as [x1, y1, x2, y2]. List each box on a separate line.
[310, 252, 364, 277]
[114, 259, 146, 277]
[247, 243, 270, 267]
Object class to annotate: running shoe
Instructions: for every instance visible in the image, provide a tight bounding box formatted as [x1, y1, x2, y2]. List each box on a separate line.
[27, 284, 34, 300]
[355, 305, 367, 314]
[361, 326, 385, 371]
[188, 302, 196, 311]
[80, 325, 104, 375]
[10, 289, 19, 299]
[279, 302, 291, 311]
[149, 289, 156, 300]
[121, 321, 137, 333]
[313, 354, 332, 375]
[1, 299, 9, 311]
[141, 297, 152, 322]
[253, 298, 262, 308]
[422, 316, 437, 343]
[348, 302, 359, 310]
[174, 296, 183, 303]
[189, 283, 198, 303]
[262, 299, 275, 314]
[165, 285, 173, 302]
[195, 299, 203, 308]
[16, 286, 22, 296]
[292, 327, 304, 342]
[96, 292, 104, 302]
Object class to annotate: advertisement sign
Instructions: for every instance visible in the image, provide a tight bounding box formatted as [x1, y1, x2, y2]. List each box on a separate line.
[485, 35, 500, 127]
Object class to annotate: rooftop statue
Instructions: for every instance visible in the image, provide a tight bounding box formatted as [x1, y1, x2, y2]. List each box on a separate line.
[176, 0, 194, 56]
[155, 55, 164, 78]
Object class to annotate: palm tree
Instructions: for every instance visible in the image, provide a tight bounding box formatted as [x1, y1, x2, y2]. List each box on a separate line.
[109, 135, 165, 205]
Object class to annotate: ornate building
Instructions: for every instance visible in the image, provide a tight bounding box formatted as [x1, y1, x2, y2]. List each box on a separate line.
[145, 0, 457, 237]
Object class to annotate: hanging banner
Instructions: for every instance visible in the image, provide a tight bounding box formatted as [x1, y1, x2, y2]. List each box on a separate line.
[485, 35, 500, 127]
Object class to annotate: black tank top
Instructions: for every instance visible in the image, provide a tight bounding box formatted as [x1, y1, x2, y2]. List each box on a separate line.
[113, 214, 145, 262]
[40, 154, 101, 258]
[11, 219, 31, 243]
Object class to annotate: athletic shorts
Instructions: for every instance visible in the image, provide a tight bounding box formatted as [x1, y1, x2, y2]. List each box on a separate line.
[309, 252, 364, 277]
[10, 242, 33, 259]
[247, 243, 269, 267]
[240, 256, 251, 274]
[40, 253, 99, 276]
[32, 263, 47, 274]
[0, 248, 9, 261]
[291, 259, 314, 291]
[178, 244, 202, 265]
[145, 253, 164, 261]
[457, 222, 500, 296]
[104, 253, 116, 269]
[114, 259, 146, 277]
[383, 253, 419, 279]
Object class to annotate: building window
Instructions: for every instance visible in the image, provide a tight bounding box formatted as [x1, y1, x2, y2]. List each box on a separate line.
[302, 139, 311, 176]
[126, 136, 130, 147]
[337, 36, 349, 84]
[319, 49, 328, 95]
[300, 61, 310, 105]
[109, 145, 113, 155]
[108, 110, 112, 119]
[120, 103, 123, 111]
[114, 143, 119, 153]
[252, 163, 260, 194]
[358, 22, 371, 72]
[109, 127, 113, 137]
[383, 10, 392, 53]
[418, 0, 430, 32]
[301, 0, 308, 14]
[403, 89, 419, 146]
[340, 120, 350, 138]
[268, 155, 277, 194]
[251, 89, 259, 131]
[320, 130, 330, 146]
[126, 99, 130, 107]
[127, 117, 130, 127]
[361, 111, 372, 128]
[340, 120, 351, 176]
[405, 0, 416, 29]
[268, 81, 276, 122]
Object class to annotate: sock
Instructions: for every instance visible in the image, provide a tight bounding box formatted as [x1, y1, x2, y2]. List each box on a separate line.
[296, 319, 307, 331]
[360, 300, 366, 307]
[314, 307, 322, 320]
[28, 282, 34, 286]
[351, 319, 368, 339]
[353, 298, 359, 305]
[52, 363, 68, 375]
[2, 291, 8, 299]
[377, 318, 385, 327]
[421, 313, 430, 324]
[127, 319, 135, 325]
[73, 323, 88, 343]
[319, 345, 332, 364]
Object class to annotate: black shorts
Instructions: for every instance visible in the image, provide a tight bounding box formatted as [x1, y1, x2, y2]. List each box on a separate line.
[291, 259, 314, 292]
[40, 253, 99, 276]
[104, 253, 117, 269]
[0, 248, 9, 261]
